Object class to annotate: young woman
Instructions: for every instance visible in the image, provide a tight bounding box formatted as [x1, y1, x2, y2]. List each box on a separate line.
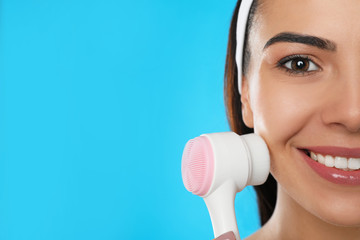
[224, 0, 360, 239]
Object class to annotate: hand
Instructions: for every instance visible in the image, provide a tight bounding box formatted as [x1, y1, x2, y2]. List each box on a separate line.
[213, 231, 236, 240]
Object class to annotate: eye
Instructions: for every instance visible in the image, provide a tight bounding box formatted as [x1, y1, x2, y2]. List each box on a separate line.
[278, 55, 320, 75]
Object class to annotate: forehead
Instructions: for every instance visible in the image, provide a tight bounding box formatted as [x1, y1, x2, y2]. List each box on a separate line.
[254, 0, 360, 47]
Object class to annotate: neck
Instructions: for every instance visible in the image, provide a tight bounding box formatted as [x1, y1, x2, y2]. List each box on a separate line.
[262, 185, 360, 240]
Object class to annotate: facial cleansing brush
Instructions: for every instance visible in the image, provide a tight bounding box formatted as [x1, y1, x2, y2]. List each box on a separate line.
[181, 132, 270, 240]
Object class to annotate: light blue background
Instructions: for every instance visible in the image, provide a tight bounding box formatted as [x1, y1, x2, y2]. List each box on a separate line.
[0, 0, 260, 239]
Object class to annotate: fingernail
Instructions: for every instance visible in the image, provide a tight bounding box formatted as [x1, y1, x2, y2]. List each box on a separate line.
[213, 231, 236, 240]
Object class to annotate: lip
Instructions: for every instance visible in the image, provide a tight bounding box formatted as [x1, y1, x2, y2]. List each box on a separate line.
[304, 146, 360, 158]
[298, 148, 360, 185]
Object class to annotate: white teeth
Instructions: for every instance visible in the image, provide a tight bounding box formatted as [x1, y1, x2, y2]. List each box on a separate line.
[325, 155, 335, 167]
[334, 156, 347, 169]
[310, 151, 318, 161]
[348, 158, 360, 170]
[317, 154, 325, 164]
[309, 151, 360, 171]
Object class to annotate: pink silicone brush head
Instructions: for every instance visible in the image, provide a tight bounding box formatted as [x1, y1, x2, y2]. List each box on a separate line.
[181, 136, 214, 197]
[181, 132, 270, 240]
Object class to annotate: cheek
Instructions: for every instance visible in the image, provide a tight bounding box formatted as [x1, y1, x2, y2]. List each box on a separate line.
[248, 75, 323, 181]
[250, 79, 320, 145]
[247, 75, 360, 227]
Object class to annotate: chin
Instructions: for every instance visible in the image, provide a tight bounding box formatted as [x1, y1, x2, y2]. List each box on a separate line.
[313, 200, 360, 227]
[320, 215, 360, 228]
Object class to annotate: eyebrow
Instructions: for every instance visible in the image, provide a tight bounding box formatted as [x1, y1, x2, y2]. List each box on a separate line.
[263, 32, 337, 51]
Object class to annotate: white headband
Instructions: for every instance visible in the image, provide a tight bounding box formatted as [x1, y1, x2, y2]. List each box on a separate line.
[235, 0, 254, 94]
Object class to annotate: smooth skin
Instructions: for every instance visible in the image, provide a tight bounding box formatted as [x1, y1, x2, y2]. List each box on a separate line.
[240, 0, 360, 239]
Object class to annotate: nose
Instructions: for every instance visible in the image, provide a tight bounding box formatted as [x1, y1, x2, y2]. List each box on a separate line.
[321, 76, 360, 133]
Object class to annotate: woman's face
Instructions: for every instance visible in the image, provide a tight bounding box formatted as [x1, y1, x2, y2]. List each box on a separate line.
[242, 0, 360, 226]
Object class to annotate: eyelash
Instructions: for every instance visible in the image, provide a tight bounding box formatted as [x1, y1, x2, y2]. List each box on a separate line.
[276, 54, 320, 76]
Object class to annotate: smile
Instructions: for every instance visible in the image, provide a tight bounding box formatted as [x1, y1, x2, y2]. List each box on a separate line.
[299, 147, 360, 185]
[306, 151, 360, 171]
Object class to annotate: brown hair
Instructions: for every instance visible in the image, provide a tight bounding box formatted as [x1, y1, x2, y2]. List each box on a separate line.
[224, 0, 277, 226]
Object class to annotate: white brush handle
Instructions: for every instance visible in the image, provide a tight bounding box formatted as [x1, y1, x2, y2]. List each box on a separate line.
[204, 181, 241, 240]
